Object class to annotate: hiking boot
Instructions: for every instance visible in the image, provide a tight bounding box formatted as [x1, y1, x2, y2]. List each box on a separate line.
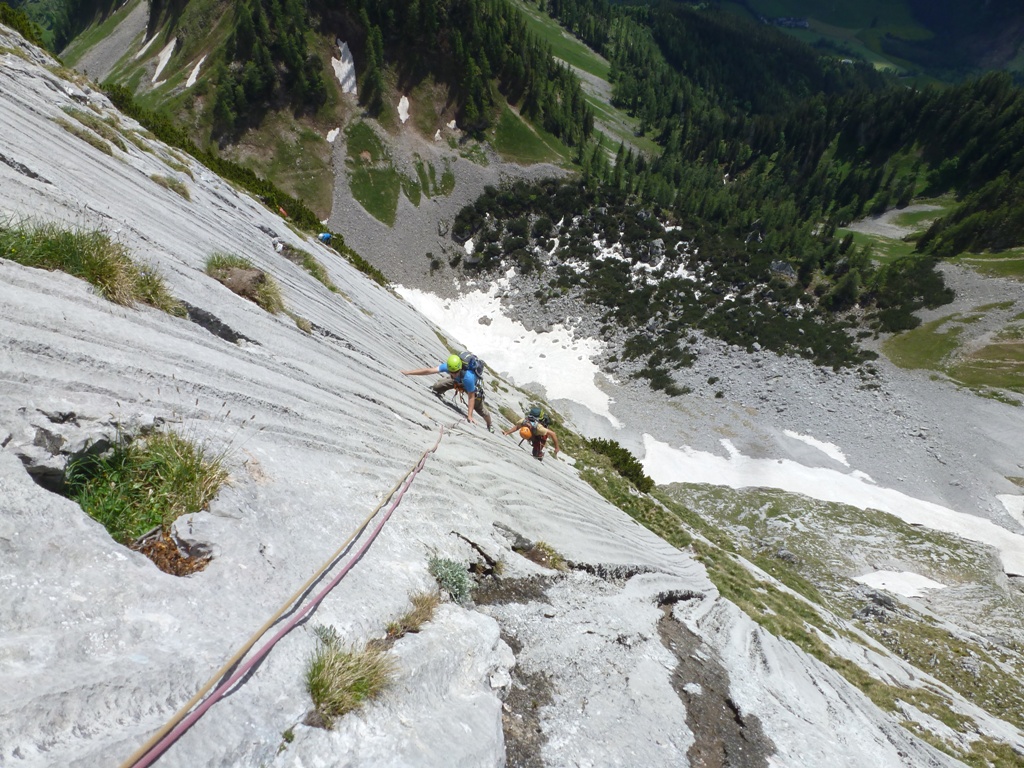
[487, 424, 494, 433]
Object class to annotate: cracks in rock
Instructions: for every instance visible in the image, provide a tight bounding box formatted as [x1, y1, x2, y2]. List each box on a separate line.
[499, 630, 553, 768]
[656, 589, 706, 607]
[309, 322, 357, 350]
[657, 607, 775, 768]
[181, 301, 257, 345]
[566, 560, 657, 583]
[0, 151, 50, 183]
[451, 530, 502, 577]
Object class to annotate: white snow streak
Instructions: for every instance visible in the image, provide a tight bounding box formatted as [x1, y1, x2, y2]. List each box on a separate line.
[642, 435, 1024, 576]
[853, 571, 947, 597]
[783, 429, 849, 466]
[332, 40, 357, 95]
[151, 38, 176, 84]
[185, 55, 206, 88]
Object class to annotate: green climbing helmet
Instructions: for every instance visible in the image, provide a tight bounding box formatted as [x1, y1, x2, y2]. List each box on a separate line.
[446, 354, 463, 372]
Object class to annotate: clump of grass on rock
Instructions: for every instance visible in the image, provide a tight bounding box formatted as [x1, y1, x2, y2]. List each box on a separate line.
[386, 590, 441, 640]
[150, 174, 191, 201]
[0, 218, 183, 314]
[205, 252, 284, 313]
[522, 541, 567, 571]
[305, 625, 394, 729]
[64, 430, 227, 544]
[429, 556, 473, 603]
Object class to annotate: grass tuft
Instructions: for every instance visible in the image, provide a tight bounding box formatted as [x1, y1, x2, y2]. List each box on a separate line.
[523, 541, 567, 571]
[64, 430, 227, 544]
[53, 116, 112, 154]
[0, 218, 184, 314]
[386, 590, 441, 639]
[205, 252, 284, 313]
[61, 107, 128, 152]
[428, 556, 473, 602]
[305, 624, 394, 729]
[151, 174, 191, 201]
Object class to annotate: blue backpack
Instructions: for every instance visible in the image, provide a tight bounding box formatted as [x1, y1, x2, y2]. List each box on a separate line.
[459, 352, 485, 378]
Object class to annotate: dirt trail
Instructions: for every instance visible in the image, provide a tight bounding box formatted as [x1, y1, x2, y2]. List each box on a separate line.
[845, 204, 940, 239]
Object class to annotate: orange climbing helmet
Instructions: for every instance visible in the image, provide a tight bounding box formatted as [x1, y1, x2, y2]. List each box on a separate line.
[519, 425, 533, 440]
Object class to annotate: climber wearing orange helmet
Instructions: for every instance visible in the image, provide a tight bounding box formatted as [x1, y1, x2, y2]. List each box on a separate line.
[503, 409, 559, 460]
[401, 353, 494, 431]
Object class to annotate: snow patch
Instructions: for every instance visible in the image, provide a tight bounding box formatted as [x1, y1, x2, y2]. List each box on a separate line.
[332, 40, 357, 95]
[134, 36, 155, 60]
[853, 571, 946, 598]
[326, 128, 339, 143]
[185, 54, 206, 89]
[434, 129, 442, 142]
[999, 494, 1024, 529]
[151, 38, 176, 85]
[642, 435, 1024, 576]
[447, 119, 457, 130]
[396, 283, 619, 427]
[783, 429, 849, 466]
[398, 95, 410, 124]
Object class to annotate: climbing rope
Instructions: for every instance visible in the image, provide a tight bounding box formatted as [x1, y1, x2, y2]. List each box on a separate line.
[122, 425, 447, 768]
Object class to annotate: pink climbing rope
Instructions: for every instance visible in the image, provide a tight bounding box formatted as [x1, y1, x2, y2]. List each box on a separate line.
[128, 426, 446, 767]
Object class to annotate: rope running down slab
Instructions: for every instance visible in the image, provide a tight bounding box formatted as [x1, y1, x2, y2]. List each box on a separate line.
[122, 425, 447, 767]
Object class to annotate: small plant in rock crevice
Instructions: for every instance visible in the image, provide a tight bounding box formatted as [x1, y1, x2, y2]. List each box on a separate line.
[205, 252, 284, 314]
[386, 590, 441, 640]
[522, 541, 567, 571]
[0, 218, 183, 314]
[305, 624, 394, 729]
[429, 556, 473, 603]
[64, 429, 227, 544]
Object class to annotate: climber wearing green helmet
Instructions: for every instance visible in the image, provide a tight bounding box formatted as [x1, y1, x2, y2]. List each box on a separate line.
[401, 352, 493, 431]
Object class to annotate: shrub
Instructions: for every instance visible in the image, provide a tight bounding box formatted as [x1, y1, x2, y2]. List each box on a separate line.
[0, 2, 46, 48]
[305, 625, 394, 729]
[205, 252, 284, 313]
[64, 430, 227, 544]
[428, 556, 473, 602]
[586, 438, 655, 493]
[0, 218, 183, 314]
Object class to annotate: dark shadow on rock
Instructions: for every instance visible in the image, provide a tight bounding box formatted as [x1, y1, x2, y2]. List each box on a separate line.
[182, 302, 257, 345]
[0, 152, 50, 183]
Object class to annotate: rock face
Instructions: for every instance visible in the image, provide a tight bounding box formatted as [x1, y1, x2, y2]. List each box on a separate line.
[0, 25, 1013, 768]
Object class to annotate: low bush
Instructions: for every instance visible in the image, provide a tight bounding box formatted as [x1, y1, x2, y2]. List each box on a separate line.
[586, 438, 654, 493]
[64, 430, 227, 544]
[305, 625, 394, 729]
[0, 218, 183, 314]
